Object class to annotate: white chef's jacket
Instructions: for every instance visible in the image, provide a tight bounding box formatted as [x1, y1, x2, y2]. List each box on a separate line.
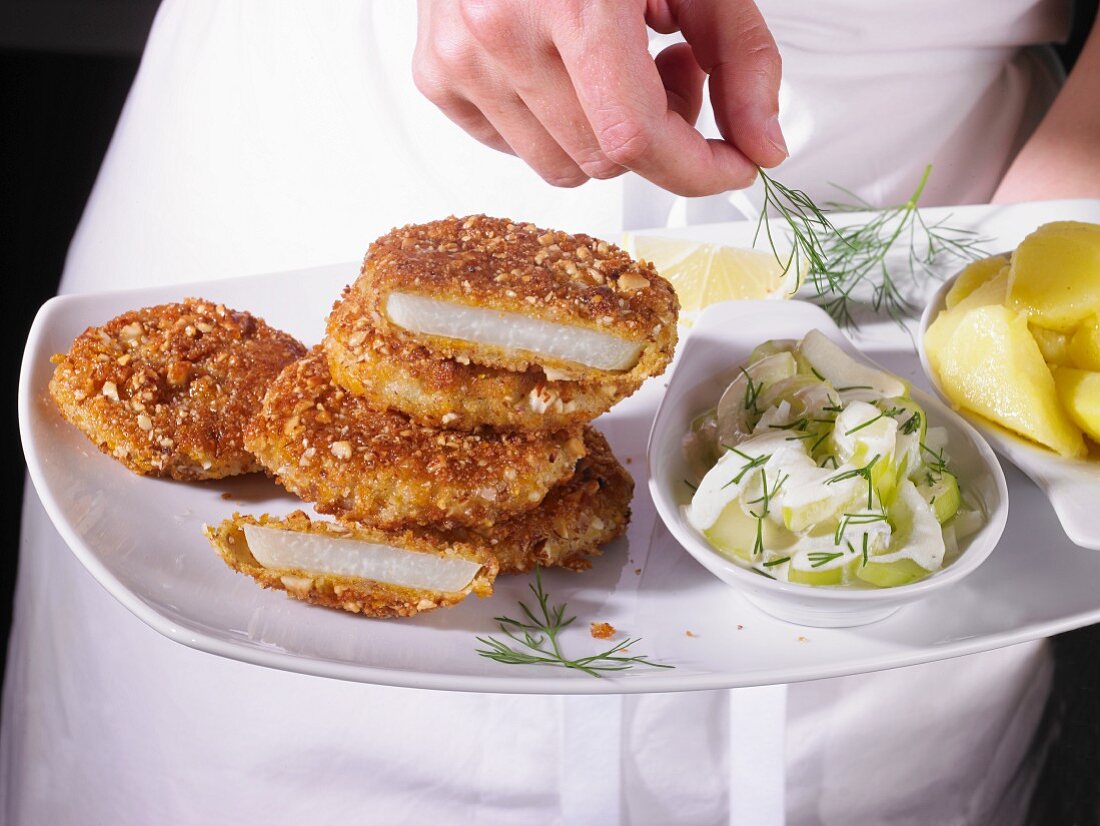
[2, 1, 1069, 824]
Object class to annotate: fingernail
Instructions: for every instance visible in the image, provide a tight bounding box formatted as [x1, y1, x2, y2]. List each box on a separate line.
[765, 116, 788, 157]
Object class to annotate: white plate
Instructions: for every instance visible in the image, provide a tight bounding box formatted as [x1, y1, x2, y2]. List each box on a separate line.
[648, 301, 1007, 627]
[20, 200, 1100, 694]
[919, 264, 1100, 550]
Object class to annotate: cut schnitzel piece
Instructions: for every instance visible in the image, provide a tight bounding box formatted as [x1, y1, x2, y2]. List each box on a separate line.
[355, 215, 679, 382]
[205, 511, 497, 618]
[208, 430, 629, 616]
[49, 298, 306, 480]
[324, 284, 646, 431]
[246, 349, 586, 529]
[467, 427, 633, 573]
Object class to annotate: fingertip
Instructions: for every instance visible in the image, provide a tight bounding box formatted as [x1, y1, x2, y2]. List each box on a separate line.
[764, 115, 788, 162]
[722, 104, 788, 169]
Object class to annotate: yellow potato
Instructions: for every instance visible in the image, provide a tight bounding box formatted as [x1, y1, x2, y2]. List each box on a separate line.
[933, 304, 1086, 458]
[1008, 221, 1100, 332]
[945, 256, 1008, 309]
[1069, 314, 1100, 371]
[1053, 366, 1100, 444]
[924, 268, 1010, 379]
[1029, 323, 1072, 366]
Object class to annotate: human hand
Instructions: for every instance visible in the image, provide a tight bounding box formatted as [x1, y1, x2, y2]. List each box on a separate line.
[413, 0, 786, 197]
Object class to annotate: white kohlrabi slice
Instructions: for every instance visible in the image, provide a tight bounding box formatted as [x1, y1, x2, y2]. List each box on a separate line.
[942, 522, 959, 557]
[873, 480, 946, 570]
[682, 411, 720, 484]
[798, 329, 908, 398]
[790, 382, 840, 420]
[386, 292, 643, 372]
[777, 452, 864, 532]
[952, 507, 985, 541]
[687, 432, 794, 531]
[243, 525, 481, 592]
[923, 426, 949, 456]
[715, 351, 798, 446]
[895, 428, 923, 480]
[832, 401, 898, 465]
[753, 400, 793, 433]
[754, 374, 828, 418]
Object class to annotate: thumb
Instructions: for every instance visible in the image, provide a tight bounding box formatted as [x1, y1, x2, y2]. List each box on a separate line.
[673, 0, 786, 168]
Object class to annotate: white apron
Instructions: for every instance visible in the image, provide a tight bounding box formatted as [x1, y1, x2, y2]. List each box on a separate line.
[3, 2, 1068, 824]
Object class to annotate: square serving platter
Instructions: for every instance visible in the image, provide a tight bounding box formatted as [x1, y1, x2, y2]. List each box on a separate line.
[19, 199, 1100, 694]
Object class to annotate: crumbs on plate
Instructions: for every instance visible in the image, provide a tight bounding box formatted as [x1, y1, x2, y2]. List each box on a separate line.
[590, 622, 615, 640]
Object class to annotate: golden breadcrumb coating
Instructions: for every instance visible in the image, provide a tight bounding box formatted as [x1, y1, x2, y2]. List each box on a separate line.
[355, 214, 679, 381]
[463, 427, 633, 573]
[49, 298, 306, 480]
[325, 284, 646, 431]
[245, 348, 586, 529]
[204, 511, 498, 618]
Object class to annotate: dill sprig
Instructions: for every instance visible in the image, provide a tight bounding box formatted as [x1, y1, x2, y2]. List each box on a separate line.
[723, 450, 772, 488]
[475, 569, 672, 677]
[808, 550, 844, 568]
[741, 368, 764, 413]
[833, 509, 889, 545]
[756, 168, 839, 297]
[921, 442, 950, 475]
[756, 164, 989, 328]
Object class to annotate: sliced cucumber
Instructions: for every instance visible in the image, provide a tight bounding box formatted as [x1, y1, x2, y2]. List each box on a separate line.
[705, 501, 793, 562]
[748, 339, 798, 365]
[916, 470, 961, 524]
[789, 563, 844, 586]
[856, 557, 932, 587]
[789, 554, 859, 586]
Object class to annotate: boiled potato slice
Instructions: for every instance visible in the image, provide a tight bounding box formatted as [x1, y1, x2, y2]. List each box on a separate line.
[945, 256, 1008, 309]
[1052, 366, 1100, 443]
[923, 268, 1010, 379]
[1069, 314, 1100, 371]
[935, 305, 1086, 458]
[1029, 324, 1072, 366]
[1008, 221, 1100, 332]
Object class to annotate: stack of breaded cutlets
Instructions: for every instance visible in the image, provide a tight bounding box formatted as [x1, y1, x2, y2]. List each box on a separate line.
[207, 215, 679, 618]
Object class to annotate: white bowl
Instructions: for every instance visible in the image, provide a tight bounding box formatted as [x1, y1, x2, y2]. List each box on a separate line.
[647, 300, 1008, 627]
[919, 271, 1100, 550]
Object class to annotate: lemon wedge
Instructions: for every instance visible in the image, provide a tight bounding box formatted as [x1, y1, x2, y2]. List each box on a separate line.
[622, 235, 803, 314]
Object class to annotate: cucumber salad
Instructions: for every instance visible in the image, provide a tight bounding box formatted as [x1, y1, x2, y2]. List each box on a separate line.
[683, 330, 983, 588]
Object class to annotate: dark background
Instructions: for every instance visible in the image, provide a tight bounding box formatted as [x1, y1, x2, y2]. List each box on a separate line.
[1, 3, 1097, 823]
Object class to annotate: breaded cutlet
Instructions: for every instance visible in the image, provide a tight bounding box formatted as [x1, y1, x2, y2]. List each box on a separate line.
[245, 348, 586, 530]
[49, 298, 306, 480]
[325, 284, 646, 431]
[353, 215, 679, 382]
[204, 430, 627, 615]
[466, 427, 633, 574]
[205, 510, 498, 618]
